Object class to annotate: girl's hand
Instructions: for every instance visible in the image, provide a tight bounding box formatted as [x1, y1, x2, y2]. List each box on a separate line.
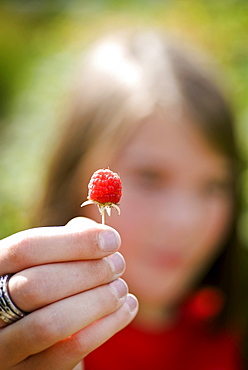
[0, 217, 138, 369]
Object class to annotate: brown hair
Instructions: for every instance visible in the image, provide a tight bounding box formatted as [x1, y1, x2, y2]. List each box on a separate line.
[34, 29, 242, 329]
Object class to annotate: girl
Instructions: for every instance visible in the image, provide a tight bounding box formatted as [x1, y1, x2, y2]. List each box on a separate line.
[37, 30, 245, 368]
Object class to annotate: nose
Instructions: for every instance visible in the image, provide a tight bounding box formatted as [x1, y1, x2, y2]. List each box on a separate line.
[157, 189, 202, 233]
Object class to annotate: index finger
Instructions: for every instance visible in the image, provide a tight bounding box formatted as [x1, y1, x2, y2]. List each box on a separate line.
[0, 217, 121, 275]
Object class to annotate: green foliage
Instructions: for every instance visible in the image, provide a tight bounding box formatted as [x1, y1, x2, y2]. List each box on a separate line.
[0, 0, 248, 238]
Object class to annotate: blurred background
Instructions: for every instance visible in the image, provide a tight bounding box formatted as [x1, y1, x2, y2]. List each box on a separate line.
[0, 0, 248, 243]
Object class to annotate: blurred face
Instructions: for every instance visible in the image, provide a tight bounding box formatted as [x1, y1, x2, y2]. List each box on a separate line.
[85, 114, 234, 312]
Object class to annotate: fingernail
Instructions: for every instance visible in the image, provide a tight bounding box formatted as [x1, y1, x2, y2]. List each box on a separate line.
[106, 252, 126, 277]
[98, 229, 121, 252]
[109, 278, 128, 299]
[126, 294, 139, 313]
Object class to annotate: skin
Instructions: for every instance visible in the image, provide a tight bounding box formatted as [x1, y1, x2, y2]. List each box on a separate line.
[85, 113, 234, 330]
[0, 218, 138, 369]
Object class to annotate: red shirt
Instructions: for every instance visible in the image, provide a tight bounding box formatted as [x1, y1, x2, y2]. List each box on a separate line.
[84, 313, 243, 370]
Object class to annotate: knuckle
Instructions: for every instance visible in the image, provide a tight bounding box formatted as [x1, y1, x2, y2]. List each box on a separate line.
[10, 271, 42, 311]
[88, 258, 113, 284]
[69, 334, 87, 357]
[30, 309, 66, 346]
[81, 227, 100, 250]
[99, 282, 125, 310]
[67, 227, 99, 255]
[109, 291, 121, 307]
[88, 284, 121, 317]
[7, 230, 37, 268]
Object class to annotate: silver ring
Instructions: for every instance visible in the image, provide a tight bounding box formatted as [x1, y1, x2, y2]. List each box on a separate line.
[0, 274, 27, 324]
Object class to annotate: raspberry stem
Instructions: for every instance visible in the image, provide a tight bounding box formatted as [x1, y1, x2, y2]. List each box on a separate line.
[81, 200, 120, 225]
[99, 205, 106, 225]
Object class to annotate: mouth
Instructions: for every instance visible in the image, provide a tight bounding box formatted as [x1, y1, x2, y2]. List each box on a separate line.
[145, 249, 184, 270]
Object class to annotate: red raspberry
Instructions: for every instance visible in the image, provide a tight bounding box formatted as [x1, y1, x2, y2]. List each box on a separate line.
[81, 168, 122, 224]
[88, 169, 122, 205]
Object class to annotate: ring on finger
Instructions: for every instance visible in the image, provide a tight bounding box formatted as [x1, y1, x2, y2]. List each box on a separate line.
[0, 274, 27, 324]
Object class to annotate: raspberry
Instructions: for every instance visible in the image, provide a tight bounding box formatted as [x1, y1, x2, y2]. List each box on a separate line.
[88, 169, 122, 204]
[81, 168, 122, 224]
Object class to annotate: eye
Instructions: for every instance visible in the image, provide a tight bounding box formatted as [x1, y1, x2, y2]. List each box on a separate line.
[201, 179, 233, 198]
[132, 169, 164, 190]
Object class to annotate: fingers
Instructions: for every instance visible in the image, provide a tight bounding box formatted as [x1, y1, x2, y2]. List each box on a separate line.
[0, 217, 137, 370]
[0, 217, 121, 275]
[0, 278, 132, 367]
[18, 295, 139, 370]
[8, 252, 126, 312]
